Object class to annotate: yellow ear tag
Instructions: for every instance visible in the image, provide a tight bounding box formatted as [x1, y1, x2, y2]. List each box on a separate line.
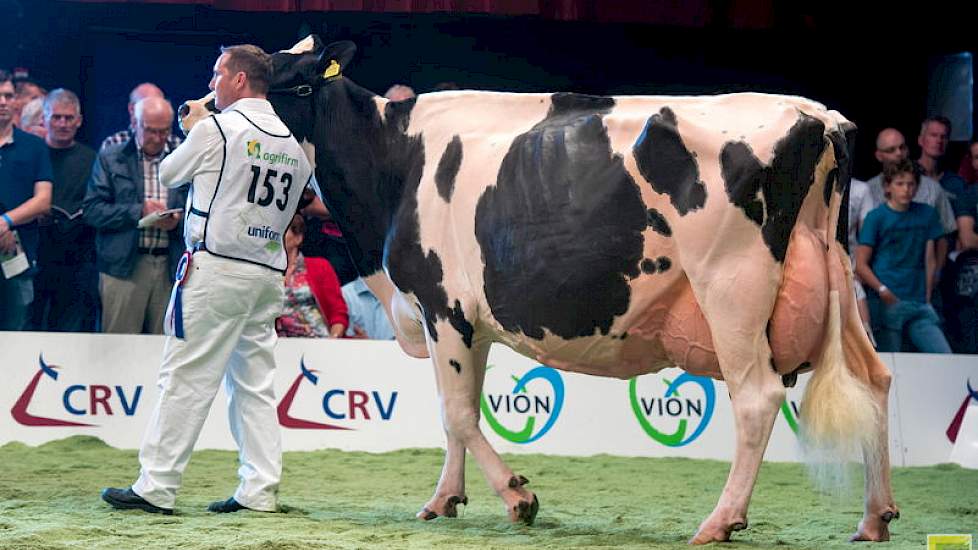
[323, 60, 341, 79]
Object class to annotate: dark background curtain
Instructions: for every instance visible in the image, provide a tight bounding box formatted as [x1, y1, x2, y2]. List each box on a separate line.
[2, 0, 975, 178]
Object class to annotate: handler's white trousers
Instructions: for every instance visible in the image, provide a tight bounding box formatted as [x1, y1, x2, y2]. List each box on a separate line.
[132, 251, 285, 511]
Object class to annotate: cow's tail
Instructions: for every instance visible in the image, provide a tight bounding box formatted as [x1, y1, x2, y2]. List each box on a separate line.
[799, 118, 884, 489]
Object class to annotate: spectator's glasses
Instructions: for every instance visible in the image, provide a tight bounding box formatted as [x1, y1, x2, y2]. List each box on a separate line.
[140, 124, 171, 137]
[877, 143, 908, 154]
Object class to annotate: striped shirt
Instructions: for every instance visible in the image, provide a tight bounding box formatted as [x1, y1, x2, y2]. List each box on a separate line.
[138, 147, 168, 250]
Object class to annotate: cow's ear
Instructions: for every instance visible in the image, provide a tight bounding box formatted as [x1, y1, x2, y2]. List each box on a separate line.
[318, 40, 356, 78]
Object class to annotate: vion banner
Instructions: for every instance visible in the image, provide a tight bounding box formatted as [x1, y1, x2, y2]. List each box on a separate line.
[1, 332, 975, 467]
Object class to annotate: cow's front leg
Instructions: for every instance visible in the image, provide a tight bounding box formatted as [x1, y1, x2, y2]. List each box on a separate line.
[690, 311, 785, 544]
[421, 319, 538, 525]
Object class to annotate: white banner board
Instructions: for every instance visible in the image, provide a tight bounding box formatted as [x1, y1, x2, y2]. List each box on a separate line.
[1, 332, 975, 467]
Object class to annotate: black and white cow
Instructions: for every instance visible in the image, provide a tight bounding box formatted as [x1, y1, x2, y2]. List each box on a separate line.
[181, 35, 898, 544]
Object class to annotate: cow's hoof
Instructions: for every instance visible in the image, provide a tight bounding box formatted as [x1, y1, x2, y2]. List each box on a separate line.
[688, 518, 746, 545]
[849, 525, 890, 542]
[442, 495, 468, 518]
[849, 506, 899, 542]
[416, 494, 468, 521]
[508, 494, 539, 526]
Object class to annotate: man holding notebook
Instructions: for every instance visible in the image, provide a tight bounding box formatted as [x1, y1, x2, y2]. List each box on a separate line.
[83, 96, 188, 334]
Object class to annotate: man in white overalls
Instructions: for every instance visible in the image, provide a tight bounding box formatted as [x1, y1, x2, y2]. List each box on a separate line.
[102, 44, 315, 515]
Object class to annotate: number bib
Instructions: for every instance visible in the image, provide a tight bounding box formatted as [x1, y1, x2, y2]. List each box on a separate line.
[189, 111, 313, 272]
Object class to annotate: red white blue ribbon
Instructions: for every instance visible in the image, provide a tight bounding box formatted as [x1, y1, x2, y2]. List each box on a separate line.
[165, 251, 193, 339]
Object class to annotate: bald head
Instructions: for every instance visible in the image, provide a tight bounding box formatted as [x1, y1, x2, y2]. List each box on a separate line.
[129, 83, 164, 106]
[128, 82, 165, 125]
[874, 128, 908, 166]
[134, 97, 174, 156]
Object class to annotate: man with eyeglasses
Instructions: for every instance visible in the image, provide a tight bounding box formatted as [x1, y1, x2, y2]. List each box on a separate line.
[83, 96, 188, 334]
[29, 89, 98, 331]
[0, 69, 53, 331]
[100, 82, 182, 154]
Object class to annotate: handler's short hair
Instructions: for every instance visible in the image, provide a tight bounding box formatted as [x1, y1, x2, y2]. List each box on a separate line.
[220, 44, 272, 95]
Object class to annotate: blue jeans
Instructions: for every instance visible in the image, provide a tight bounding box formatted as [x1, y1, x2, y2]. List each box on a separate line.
[875, 300, 952, 354]
[0, 273, 34, 331]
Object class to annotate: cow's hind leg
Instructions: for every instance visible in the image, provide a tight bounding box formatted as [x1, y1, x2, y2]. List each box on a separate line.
[417, 329, 484, 521]
[690, 287, 785, 544]
[832, 244, 898, 541]
[420, 323, 538, 525]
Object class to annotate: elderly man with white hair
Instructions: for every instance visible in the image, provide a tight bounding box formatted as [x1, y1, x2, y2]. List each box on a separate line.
[83, 96, 189, 334]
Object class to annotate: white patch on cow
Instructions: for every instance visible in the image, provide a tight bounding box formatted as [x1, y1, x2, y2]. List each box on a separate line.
[280, 36, 316, 55]
[373, 97, 387, 123]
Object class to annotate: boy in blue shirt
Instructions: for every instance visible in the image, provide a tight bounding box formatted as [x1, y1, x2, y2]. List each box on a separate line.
[856, 158, 951, 353]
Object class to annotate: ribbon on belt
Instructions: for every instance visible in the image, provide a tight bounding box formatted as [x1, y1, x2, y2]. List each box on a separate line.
[164, 250, 193, 339]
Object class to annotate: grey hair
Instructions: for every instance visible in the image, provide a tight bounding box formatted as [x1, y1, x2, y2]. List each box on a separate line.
[43, 88, 80, 119]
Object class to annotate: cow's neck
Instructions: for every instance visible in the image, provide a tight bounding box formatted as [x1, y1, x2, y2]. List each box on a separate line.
[313, 79, 424, 279]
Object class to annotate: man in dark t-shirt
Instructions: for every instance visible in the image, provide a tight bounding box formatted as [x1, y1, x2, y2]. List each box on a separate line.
[29, 89, 98, 331]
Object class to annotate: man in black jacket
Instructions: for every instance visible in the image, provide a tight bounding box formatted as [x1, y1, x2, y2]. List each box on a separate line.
[83, 96, 187, 334]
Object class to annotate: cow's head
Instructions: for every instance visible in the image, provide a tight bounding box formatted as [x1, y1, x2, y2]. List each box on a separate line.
[177, 92, 217, 136]
[266, 36, 357, 149]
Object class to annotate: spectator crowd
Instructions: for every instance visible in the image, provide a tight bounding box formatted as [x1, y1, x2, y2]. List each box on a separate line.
[1, 68, 975, 353]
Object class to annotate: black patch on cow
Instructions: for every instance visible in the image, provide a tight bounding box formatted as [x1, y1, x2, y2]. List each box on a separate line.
[449, 359, 461, 374]
[828, 127, 856, 249]
[646, 208, 672, 237]
[656, 256, 672, 272]
[475, 93, 646, 340]
[436, 135, 463, 202]
[550, 92, 616, 114]
[721, 141, 765, 226]
[632, 107, 707, 215]
[823, 167, 838, 207]
[641, 259, 657, 274]
[719, 113, 827, 262]
[447, 299, 474, 348]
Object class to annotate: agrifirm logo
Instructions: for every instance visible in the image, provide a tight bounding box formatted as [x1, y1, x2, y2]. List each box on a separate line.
[246, 139, 299, 168]
[480, 365, 564, 444]
[947, 379, 978, 443]
[629, 372, 715, 447]
[246, 139, 262, 158]
[11, 354, 144, 427]
[277, 357, 398, 430]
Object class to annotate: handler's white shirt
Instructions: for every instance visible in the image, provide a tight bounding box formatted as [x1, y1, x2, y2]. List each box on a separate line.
[160, 97, 313, 272]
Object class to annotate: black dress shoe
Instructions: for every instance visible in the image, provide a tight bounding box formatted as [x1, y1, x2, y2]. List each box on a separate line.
[101, 487, 173, 515]
[207, 497, 251, 513]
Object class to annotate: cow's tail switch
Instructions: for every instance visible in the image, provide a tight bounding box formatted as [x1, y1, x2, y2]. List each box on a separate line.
[799, 117, 883, 489]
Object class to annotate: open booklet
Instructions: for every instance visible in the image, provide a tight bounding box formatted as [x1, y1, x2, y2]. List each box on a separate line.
[137, 208, 183, 229]
[1, 230, 30, 279]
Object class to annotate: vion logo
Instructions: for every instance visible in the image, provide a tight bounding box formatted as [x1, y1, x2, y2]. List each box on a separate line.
[277, 358, 398, 430]
[480, 365, 564, 444]
[781, 399, 801, 435]
[11, 355, 144, 427]
[629, 373, 715, 447]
